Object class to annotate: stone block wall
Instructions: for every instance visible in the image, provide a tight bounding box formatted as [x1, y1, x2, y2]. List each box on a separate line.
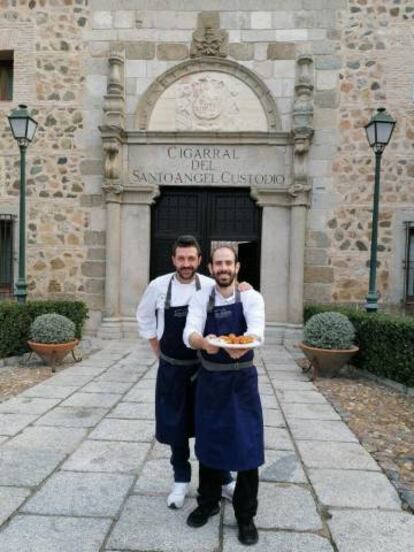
[305, 0, 414, 305]
[1, 0, 413, 332]
[0, 1, 105, 332]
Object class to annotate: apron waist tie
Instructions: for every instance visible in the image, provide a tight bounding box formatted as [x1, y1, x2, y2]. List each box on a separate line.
[197, 351, 253, 372]
[160, 351, 199, 367]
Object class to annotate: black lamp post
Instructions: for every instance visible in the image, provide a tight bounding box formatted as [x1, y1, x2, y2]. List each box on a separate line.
[7, 104, 38, 304]
[364, 107, 396, 312]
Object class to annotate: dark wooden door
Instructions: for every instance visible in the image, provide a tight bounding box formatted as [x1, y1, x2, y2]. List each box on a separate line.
[150, 187, 262, 289]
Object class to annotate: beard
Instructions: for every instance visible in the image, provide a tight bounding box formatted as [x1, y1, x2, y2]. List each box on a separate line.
[176, 267, 197, 281]
[214, 270, 237, 288]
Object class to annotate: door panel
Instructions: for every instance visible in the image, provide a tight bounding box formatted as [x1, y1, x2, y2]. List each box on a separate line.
[150, 187, 261, 289]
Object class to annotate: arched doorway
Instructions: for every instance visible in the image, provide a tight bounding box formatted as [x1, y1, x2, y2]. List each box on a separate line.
[150, 186, 262, 290]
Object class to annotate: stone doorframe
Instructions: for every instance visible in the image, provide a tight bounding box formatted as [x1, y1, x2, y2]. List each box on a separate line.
[98, 52, 314, 341]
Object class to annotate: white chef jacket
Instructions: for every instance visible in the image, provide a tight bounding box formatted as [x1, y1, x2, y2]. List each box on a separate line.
[136, 272, 215, 340]
[183, 287, 265, 348]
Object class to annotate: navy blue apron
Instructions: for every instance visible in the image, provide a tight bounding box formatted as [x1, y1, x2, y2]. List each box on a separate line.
[195, 288, 264, 471]
[155, 275, 200, 446]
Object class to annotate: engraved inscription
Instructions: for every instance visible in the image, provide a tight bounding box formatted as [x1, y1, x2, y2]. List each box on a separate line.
[130, 145, 286, 188]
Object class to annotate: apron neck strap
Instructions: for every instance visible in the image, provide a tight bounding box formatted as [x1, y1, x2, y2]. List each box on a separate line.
[164, 276, 174, 309]
[165, 273, 202, 309]
[207, 287, 215, 313]
[207, 286, 240, 312]
[235, 288, 241, 303]
[195, 274, 201, 291]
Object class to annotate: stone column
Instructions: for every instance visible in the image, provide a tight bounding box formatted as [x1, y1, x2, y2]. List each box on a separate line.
[119, 186, 159, 335]
[288, 192, 309, 324]
[251, 188, 291, 324]
[104, 193, 122, 320]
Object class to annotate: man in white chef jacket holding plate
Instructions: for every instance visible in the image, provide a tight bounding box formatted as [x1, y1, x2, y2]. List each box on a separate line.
[184, 245, 265, 546]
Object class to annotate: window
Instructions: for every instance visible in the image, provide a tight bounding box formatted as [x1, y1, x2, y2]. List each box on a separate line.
[0, 51, 13, 101]
[404, 222, 414, 304]
[0, 215, 15, 299]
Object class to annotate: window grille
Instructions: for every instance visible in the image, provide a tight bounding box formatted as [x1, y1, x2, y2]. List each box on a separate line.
[0, 51, 13, 101]
[403, 222, 414, 304]
[0, 215, 15, 299]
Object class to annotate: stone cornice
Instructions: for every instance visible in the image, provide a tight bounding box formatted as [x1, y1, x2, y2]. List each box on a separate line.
[251, 184, 311, 208]
[124, 130, 292, 145]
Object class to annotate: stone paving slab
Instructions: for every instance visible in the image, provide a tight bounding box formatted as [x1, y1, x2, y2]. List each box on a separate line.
[268, 371, 309, 382]
[60, 392, 121, 409]
[123, 387, 156, 403]
[0, 487, 31, 526]
[222, 529, 335, 551]
[0, 413, 39, 436]
[20, 384, 79, 399]
[81, 381, 134, 394]
[0, 397, 61, 415]
[0, 515, 112, 552]
[260, 393, 279, 408]
[41, 374, 95, 387]
[276, 389, 330, 404]
[108, 401, 155, 420]
[282, 402, 341, 420]
[289, 419, 358, 442]
[261, 449, 307, 483]
[134, 457, 198, 496]
[224, 482, 323, 531]
[96, 369, 143, 383]
[272, 381, 316, 390]
[22, 471, 134, 517]
[297, 441, 380, 471]
[107, 496, 220, 552]
[0, 447, 65, 486]
[89, 418, 154, 442]
[61, 440, 150, 474]
[264, 427, 294, 450]
[328, 510, 414, 552]
[308, 469, 401, 509]
[34, 406, 109, 428]
[4, 426, 87, 453]
[263, 408, 285, 427]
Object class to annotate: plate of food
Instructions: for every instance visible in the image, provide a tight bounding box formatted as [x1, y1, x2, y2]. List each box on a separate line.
[206, 334, 262, 349]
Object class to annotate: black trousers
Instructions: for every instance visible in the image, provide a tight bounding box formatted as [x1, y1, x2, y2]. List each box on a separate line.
[197, 463, 259, 523]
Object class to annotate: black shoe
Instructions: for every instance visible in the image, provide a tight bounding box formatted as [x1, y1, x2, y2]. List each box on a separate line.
[237, 519, 259, 546]
[186, 505, 220, 528]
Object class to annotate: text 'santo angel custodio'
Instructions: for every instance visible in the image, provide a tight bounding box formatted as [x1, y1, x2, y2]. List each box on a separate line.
[131, 146, 285, 186]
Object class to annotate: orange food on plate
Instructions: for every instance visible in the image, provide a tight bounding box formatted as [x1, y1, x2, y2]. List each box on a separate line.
[218, 334, 255, 345]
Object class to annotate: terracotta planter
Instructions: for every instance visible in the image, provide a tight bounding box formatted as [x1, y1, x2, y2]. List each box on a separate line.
[299, 342, 359, 380]
[27, 339, 79, 371]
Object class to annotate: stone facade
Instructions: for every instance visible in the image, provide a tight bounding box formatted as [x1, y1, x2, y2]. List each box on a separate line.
[0, 0, 413, 336]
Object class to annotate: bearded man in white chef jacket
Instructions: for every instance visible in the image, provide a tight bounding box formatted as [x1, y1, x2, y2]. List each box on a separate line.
[137, 235, 241, 509]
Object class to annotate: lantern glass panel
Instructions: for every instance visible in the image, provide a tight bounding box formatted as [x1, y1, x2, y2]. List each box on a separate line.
[9, 117, 27, 139]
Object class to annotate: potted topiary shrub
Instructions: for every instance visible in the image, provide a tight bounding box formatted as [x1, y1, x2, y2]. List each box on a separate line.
[28, 313, 80, 371]
[299, 311, 359, 380]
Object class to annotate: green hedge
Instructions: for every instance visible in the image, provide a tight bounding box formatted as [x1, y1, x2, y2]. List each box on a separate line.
[0, 300, 88, 359]
[304, 304, 414, 387]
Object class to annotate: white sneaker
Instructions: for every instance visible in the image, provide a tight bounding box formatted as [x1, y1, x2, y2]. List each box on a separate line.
[221, 480, 236, 501]
[167, 482, 190, 509]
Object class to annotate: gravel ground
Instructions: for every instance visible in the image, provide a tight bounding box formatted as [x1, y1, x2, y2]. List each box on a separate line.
[314, 374, 414, 512]
[0, 337, 102, 401]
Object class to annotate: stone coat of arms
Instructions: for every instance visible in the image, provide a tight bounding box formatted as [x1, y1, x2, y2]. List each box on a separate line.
[176, 75, 240, 131]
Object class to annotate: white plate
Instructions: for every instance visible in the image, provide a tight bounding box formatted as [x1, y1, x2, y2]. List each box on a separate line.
[206, 336, 262, 349]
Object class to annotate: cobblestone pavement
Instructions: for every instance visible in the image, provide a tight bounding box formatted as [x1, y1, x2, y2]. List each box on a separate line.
[0, 339, 413, 551]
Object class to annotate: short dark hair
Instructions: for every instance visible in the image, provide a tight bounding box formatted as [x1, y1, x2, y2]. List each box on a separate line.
[209, 245, 238, 264]
[172, 235, 201, 256]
